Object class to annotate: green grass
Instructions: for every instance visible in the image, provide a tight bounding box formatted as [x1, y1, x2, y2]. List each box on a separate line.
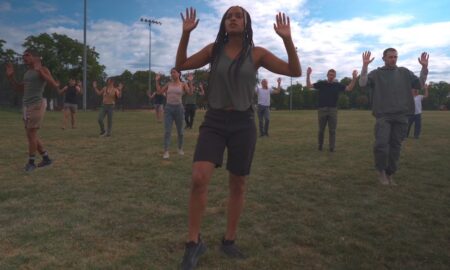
[0, 109, 449, 270]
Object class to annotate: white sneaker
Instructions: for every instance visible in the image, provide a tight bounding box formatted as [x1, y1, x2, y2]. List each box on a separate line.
[163, 151, 170, 159]
[386, 174, 397, 186]
[178, 149, 184, 155]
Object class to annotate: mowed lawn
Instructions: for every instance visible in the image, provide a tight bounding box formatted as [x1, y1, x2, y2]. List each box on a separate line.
[0, 109, 449, 270]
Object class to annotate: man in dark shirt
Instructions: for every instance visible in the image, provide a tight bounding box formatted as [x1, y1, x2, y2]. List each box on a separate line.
[306, 67, 358, 152]
[58, 78, 82, 129]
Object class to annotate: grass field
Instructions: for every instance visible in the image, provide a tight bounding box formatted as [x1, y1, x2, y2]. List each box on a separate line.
[0, 109, 449, 270]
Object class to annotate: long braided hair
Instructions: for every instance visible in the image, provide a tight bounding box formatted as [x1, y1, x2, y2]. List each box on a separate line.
[209, 6, 254, 86]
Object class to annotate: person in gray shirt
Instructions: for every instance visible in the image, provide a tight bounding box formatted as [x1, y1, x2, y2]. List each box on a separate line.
[359, 48, 428, 185]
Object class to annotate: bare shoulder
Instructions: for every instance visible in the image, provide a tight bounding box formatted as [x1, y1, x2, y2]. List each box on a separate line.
[252, 46, 270, 59]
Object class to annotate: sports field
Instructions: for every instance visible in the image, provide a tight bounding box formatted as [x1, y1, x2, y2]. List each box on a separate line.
[0, 109, 449, 269]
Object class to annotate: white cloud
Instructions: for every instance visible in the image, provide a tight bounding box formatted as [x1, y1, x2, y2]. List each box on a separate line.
[32, 0, 56, 13]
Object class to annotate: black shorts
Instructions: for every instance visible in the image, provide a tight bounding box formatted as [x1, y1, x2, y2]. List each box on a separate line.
[193, 108, 257, 176]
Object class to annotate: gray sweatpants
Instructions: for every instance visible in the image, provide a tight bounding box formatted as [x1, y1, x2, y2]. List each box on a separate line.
[373, 114, 408, 175]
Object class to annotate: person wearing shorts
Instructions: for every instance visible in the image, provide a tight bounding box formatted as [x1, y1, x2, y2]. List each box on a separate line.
[58, 78, 82, 129]
[175, 6, 301, 269]
[6, 49, 60, 172]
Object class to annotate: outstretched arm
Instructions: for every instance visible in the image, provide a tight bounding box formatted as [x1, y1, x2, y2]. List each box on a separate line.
[273, 78, 282, 94]
[6, 63, 24, 92]
[359, 51, 374, 87]
[423, 83, 429, 98]
[418, 52, 429, 88]
[306, 67, 313, 89]
[175, 7, 211, 71]
[58, 85, 68, 95]
[345, 70, 358, 91]
[257, 12, 301, 77]
[92, 81, 104, 96]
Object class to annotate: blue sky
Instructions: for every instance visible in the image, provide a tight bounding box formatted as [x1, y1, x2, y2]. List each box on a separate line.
[1, 0, 449, 87]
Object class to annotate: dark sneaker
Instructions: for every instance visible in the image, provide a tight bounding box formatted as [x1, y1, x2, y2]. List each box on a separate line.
[99, 131, 106, 136]
[220, 238, 246, 259]
[318, 145, 323, 151]
[180, 239, 207, 270]
[24, 163, 36, 172]
[329, 148, 335, 152]
[37, 158, 52, 168]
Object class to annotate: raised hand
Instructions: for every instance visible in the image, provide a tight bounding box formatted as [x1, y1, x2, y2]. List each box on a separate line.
[180, 7, 199, 33]
[418, 52, 429, 68]
[5, 63, 14, 78]
[352, 70, 358, 78]
[118, 82, 124, 91]
[92, 81, 97, 88]
[155, 73, 161, 81]
[277, 77, 282, 84]
[187, 73, 194, 82]
[273, 12, 291, 39]
[362, 51, 375, 66]
[307, 67, 312, 76]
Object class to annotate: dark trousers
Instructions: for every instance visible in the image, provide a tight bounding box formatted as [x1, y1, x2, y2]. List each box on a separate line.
[184, 104, 197, 128]
[98, 104, 114, 135]
[407, 114, 422, 138]
[318, 107, 338, 149]
[257, 105, 270, 136]
[374, 114, 408, 175]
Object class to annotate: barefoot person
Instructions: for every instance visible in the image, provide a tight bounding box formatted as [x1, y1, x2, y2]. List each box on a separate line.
[255, 78, 281, 137]
[359, 49, 428, 185]
[5, 49, 59, 171]
[155, 70, 194, 159]
[92, 78, 123, 137]
[306, 67, 358, 152]
[175, 6, 301, 269]
[58, 78, 82, 129]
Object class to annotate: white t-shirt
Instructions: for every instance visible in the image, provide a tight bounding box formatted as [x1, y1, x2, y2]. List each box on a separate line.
[255, 87, 275, 106]
[414, 95, 424, 114]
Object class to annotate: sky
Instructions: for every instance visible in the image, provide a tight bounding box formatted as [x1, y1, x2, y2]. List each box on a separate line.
[1, 0, 450, 88]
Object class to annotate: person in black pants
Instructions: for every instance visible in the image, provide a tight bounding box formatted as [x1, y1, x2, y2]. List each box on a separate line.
[184, 82, 205, 129]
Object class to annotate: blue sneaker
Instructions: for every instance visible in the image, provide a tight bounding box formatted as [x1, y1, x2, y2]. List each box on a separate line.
[180, 237, 207, 270]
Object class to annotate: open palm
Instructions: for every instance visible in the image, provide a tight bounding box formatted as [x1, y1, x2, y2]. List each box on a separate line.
[181, 7, 199, 33]
[273, 12, 291, 39]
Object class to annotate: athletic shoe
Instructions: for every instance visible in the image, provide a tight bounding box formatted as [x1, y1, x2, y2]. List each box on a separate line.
[24, 163, 36, 172]
[220, 238, 246, 259]
[318, 145, 323, 151]
[180, 238, 207, 270]
[37, 158, 52, 168]
[178, 149, 184, 155]
[163, 151, 170, 159]
[99, 131, 106, 136]
[329, 148, 335, 152]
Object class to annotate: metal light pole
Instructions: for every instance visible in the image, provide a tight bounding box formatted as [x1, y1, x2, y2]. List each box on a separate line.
[82, 0, 87, 111]
[140, 18, 162, 94]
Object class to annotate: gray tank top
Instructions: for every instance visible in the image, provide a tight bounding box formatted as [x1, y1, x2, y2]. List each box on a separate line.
[23, 69, 46, 106]
[207, 49, 257, 111]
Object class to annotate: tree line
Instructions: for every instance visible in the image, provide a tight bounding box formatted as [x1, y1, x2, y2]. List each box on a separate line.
[1, 33, 449, 110]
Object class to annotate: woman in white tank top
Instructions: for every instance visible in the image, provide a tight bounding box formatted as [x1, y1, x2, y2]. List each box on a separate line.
[155, 68, 194, 159]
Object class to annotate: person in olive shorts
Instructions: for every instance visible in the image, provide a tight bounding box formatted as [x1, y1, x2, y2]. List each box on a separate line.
[6, 49, 60, 172]
[175, 6, 301, 270]
[306, 67, 358, 152]
[58, 78, 82, 129]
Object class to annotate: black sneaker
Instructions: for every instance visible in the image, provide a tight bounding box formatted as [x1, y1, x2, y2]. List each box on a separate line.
[180, 238, 207, 270]
[24, 163, 36, 172]
[37, 158, 52, 168]
[220, 238, 246, 259]
[318, 145, 323, 151]
[99, 131, 106, 136]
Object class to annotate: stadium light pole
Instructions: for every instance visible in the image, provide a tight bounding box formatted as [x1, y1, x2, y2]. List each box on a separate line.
[140, 18, 162, 94]
[82, 0, 87, 111]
